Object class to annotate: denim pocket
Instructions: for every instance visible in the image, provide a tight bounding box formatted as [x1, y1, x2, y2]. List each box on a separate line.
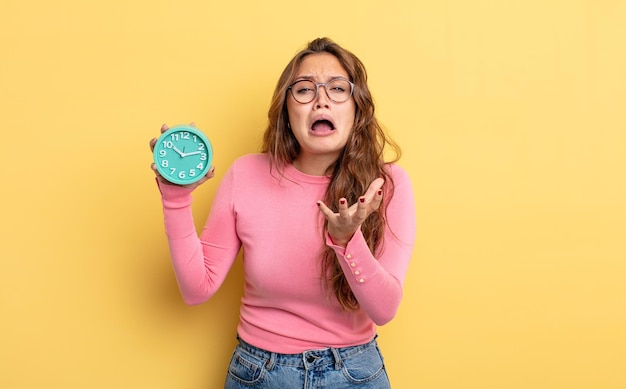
[227, 347, 266, 386]
[341, 344, 386, 384]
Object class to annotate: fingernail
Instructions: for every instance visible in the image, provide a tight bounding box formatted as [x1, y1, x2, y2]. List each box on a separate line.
[316, 201, 321, 207]
[359, 197, 365, 203]
[377, 190, 383, 196]
[340, 199, 346, 205]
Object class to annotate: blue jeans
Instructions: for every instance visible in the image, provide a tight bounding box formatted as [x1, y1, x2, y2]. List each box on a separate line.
[224, 335, 391, 388]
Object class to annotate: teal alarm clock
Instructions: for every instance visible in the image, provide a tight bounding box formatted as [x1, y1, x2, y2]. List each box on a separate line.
[153, 125, 213, 185]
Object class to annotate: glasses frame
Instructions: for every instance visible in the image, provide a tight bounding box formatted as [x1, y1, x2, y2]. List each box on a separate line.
[287, 77, 355, 104]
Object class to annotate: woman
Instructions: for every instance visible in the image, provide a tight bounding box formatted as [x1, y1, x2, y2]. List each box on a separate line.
[150, 37, 416, 388]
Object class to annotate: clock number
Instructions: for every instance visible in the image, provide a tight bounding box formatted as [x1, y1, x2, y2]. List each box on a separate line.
[169, 168, 176, 175]
[200, 153, 207, 161]
[189, 169, 196, 177]
[159, 150, 166, 157]
[192, 135, 198, 143]
[162, 141, 173, 149]
[161, 160, 169, 167]
[178, 171, 186, 179]
[196, 162, 204, 169]
[198, 143, 205, 151]
[181, 132, 190, 139]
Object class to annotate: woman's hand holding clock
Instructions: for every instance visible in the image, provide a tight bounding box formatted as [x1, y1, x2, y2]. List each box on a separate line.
[149, 123, 216, 190]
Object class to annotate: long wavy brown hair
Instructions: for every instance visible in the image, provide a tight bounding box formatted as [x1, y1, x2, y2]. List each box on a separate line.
[261, 37, 401, 310]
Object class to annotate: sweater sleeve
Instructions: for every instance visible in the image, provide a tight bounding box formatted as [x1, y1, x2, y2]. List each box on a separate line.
[326, 165, 417, 325]
[157, 167, 241, 305]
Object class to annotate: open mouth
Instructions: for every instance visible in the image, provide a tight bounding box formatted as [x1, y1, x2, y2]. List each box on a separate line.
[311, 119, 335, 132]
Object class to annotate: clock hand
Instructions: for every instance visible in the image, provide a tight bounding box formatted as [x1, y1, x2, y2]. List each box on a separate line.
[184, 151, 202, 156]
[172, 146, 185, 157]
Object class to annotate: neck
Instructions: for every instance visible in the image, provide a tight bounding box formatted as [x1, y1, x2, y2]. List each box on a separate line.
[293, 154, 337, 176]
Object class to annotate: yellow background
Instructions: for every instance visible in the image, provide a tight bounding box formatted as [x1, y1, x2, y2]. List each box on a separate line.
[1, 0, 624, 388]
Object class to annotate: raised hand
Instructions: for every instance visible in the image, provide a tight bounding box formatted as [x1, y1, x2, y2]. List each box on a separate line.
[317, 177, 385, 247]
[149, 123, 216, 190]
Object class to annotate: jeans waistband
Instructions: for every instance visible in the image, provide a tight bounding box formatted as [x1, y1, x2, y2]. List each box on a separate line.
[236, 335, 379, 370]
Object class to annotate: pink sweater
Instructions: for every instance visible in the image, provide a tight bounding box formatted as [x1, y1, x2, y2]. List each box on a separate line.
[158, 153, 416, 354]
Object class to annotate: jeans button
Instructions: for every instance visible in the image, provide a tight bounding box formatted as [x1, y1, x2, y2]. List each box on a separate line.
[306, 355, 315, 363]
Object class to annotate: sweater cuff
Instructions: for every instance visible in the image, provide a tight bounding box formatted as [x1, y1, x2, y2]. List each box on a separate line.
[156, 178, 194, 209]
[326, 228, 379, 286]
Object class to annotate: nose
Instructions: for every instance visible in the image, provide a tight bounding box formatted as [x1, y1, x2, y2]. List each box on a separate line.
[314, 85, 331, 109]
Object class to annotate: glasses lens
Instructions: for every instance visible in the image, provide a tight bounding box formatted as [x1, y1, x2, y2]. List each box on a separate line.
[327, 79, 353, 103]
[291, 80, 317, 103]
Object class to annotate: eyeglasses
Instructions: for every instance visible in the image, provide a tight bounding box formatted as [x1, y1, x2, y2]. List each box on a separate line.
[287, 78, 355, 104]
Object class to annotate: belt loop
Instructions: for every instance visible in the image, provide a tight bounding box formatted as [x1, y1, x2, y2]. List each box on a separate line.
[331, 347, 342, 370]
[265, 351, 277, 371]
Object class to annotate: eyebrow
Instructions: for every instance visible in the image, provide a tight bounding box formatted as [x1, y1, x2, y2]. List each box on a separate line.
[293, 75, 348, 82]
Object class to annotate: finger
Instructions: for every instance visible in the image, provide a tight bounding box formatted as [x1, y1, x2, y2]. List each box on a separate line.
[363, 177, 385, 202]
[355, 189, 382, 221]
[369, 188, 384, 211]
[199, 166, 216, 181]
[161, 123, 169, 133]
[337, 198, 350, 221]
[316, 201, 337, 220]
[203, 165, 216, 180]
[356, 196, 369, 220]
[189, 122, 196, 127]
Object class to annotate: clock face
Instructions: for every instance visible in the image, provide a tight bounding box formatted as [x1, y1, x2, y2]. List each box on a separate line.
[153, 125, 213, 185]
